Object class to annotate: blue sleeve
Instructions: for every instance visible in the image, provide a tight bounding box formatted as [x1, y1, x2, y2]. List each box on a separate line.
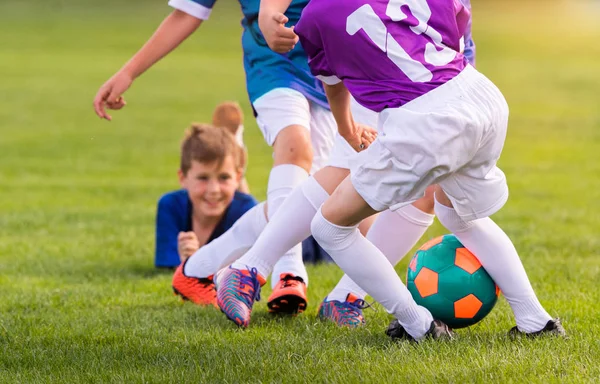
[155, 193, 187, 268]
[168, 0, 216, 20]
[460, 0, 476, 66]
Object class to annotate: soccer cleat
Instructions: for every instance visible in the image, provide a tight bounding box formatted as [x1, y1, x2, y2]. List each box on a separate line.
[267, 273, 308, 315]
[386, 319, 455, 341]
[317, 293, 369, 328]
[508, 318, 567, 338]
[172, 262, 217, 308]
[216, 266, 265, 328]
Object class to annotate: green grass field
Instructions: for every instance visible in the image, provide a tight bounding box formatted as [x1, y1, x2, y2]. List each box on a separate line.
[1, 1, 599, 382]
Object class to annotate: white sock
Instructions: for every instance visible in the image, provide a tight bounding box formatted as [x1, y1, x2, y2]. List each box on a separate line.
[311, 208, 433, 340]
[232, 166, 316, 286]
[184, 202, 267, 278]
[266, 164, 309, 219]
[270, 243, 304, 288]
[434, 199, 552, 333]
[327, 205, 435, 302]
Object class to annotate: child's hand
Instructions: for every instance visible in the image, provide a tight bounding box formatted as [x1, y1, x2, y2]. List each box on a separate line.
[93, 71, 132, 121]
[342, 123, 377, 152]
[259, 11, 298, 53]
[177, 231, 200, 263]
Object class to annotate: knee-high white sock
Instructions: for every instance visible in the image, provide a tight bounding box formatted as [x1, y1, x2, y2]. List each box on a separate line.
[266, 164, 309, 287]
[434, 199, 552, 333]
[311, 208, 433, 340]
[266, 164, 309, 219]
[184, 202, 267, 278]
[328, 205, 435, 302]
[233, 175, 328, 286]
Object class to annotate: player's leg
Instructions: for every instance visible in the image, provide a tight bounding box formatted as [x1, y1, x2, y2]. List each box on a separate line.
[267, 99, 337, 313]
[434, 187, 560, 335]
[434, 67, 563, 336]
[319, 188, 434, 327]
[311, 176, 444, 340]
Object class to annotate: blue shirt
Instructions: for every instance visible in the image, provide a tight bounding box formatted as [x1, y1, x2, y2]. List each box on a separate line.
[154, 189, 332, 267]
[155, 189, 257, 268]
[167, 0, 329, 107]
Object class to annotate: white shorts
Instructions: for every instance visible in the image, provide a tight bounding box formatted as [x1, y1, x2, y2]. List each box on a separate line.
[327, 97, 379, 170]
[350, 65, 510, 221]
[252, 88, 337, 174]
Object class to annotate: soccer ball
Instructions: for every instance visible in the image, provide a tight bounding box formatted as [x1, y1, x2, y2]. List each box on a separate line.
[406, 234, 500, 329]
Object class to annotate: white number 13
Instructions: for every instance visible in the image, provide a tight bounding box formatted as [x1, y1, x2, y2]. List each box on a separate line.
[346, 0, 456, 82]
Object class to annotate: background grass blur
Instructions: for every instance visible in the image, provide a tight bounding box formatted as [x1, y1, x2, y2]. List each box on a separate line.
[1, 0, 599, 382]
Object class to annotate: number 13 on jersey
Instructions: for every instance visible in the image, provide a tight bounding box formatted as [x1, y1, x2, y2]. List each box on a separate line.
[347, 0, 457, 82]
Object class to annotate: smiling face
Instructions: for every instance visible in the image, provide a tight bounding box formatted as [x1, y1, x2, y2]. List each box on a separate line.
[179, 157, 241, 218]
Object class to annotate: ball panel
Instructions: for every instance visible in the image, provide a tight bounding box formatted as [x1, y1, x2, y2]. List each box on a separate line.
[413, 267, 438, 298]
[454, 247, 482, 274]
[454, 294, 483, 319]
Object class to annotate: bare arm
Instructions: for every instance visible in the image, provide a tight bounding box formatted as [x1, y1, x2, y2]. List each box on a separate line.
[324, 82, 377, 152]
[93, 10, 203, 120]
[324, 82, 354, 138]
[121, 10, 202, 79]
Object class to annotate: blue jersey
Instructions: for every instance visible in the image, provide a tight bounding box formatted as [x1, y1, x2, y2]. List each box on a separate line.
[168, 0, 329, 108]
[154, 189, 257, 268]
[154, 188, 333, 268]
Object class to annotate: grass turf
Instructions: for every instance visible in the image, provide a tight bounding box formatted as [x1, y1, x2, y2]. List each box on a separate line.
[0, 1, 599, 382]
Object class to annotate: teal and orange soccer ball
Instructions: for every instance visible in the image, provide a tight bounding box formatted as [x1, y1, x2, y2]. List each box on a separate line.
[406, 234, 500, 329]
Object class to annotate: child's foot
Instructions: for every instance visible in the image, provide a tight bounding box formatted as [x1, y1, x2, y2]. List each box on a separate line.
[508, 318, 567, 338]
[212, 101, 243, 136]
[267, 273, 308, 315]
[216, 266, 265, 328]
[386, 319, 455, 341]
[318, 293, 368, 328]
[172, 263, 217, 307]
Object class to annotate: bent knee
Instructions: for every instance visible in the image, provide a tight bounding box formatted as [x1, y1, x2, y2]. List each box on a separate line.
[273, 125, 313, 170]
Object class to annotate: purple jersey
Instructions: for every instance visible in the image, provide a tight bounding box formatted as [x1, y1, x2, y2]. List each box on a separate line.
[296, 0, 470, 112]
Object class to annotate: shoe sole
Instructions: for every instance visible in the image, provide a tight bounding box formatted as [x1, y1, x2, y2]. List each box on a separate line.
[173, 286, 218, 307]
[268, 294, 307, 315]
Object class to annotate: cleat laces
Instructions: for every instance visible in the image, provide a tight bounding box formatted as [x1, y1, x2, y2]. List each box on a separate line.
[235, 267, 261, 306]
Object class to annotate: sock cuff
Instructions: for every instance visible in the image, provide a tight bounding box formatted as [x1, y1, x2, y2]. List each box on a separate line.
[434, 197, 474, 233]
[267, 164, 309, 192]
[311, 208, 359, 251]
[301, 176, 330, 210]
[395, 204, 435, 227]
[397, 304, 425, 325]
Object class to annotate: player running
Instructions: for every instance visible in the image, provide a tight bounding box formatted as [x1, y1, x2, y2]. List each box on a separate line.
[296, 0, 564, 340]
[213, 0, 565, 339]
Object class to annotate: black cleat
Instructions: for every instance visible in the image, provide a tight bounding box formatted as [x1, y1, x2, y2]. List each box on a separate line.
[509, 318, 567, 338]
[386, 319, 455, 341]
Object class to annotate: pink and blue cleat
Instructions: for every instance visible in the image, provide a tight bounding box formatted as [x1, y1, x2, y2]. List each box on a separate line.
[318, 293, 369, 328]
[216, 266, 266, 328]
